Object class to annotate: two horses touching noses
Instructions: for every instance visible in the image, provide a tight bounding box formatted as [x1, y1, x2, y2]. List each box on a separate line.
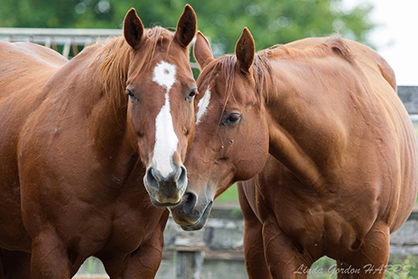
[0, 3, 416, 279]
[170, 30, 418, 278]
[0, 5, 197, 278]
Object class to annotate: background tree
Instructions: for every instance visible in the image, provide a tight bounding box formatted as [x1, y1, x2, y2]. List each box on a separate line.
[0, 0, 375, 56]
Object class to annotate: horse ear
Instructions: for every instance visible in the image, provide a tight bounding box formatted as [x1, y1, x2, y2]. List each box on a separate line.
[174, 5, 197, 48]
[235, 28, 255, 73]
[123, 8, 144, 50]
[193, 31, 214, 69]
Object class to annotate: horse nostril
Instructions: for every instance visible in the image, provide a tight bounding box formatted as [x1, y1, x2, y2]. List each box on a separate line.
[145, 167, 159, 190]
[182, 192, 197, 215]
[177, 165, 187, 189]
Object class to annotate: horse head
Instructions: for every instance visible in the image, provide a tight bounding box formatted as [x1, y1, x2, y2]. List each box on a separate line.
[171, 29, 270, 229]
[122, 6, 197, 206]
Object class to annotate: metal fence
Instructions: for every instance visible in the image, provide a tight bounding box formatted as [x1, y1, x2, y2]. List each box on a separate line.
[0, 27, 121, 58]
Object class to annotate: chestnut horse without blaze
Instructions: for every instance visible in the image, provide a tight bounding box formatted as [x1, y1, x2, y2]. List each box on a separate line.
[170, 29, 418, 278]
[0, 5, 197, 278]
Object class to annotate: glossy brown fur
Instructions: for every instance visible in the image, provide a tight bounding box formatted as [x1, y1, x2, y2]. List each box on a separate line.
[0, 6, 196, 278]
[172, 30, 418, 278]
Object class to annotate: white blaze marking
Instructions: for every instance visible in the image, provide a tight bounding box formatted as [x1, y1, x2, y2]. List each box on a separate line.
[153, 61, 176, 89]
[195, 88, 211, 125]
[152, 61, 179, 177]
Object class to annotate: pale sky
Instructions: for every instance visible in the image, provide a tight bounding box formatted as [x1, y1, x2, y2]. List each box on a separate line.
[343, 0, 418, 86]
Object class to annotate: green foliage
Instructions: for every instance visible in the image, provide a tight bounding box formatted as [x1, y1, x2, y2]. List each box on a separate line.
[0, 0, 375, 55]
[87, 257, 97, 274]
[216, 184, 238, 203]
[190, 0, 375, 55]
[308, 257, 337, 279]
[386, 255, 418, 279]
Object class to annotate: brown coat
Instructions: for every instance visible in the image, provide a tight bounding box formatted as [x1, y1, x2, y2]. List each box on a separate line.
[0, 6, 197, 278]
[171, 30, 418, 278]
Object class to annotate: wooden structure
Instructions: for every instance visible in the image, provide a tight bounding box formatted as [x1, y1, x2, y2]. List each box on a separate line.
[399, 86, 418, 114]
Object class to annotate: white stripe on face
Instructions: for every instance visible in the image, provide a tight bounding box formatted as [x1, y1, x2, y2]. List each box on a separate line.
[152, 61, 179, 177]
[195, 88, 211, 125]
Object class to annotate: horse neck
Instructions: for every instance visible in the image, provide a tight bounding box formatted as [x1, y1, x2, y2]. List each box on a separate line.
[71, 42, 135, 161]
[262, 56, 353, 192]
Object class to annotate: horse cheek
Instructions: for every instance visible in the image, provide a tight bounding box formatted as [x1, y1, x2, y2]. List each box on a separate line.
[236, 117, 269, 181]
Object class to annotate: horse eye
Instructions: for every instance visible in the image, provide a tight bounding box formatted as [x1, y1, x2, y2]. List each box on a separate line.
[127, 89, 137, 100]
[224, 113, 241, 125]
[187, 88, 197, 100]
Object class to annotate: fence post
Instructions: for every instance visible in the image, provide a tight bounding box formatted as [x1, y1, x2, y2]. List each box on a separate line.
[174, 236, 206, 279]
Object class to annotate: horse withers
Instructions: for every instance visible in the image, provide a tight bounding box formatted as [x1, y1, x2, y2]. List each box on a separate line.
[170, 29, 418, 278]
[0, 5, 196, 278]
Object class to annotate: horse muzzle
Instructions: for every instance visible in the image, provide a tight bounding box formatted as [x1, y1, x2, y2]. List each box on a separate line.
[143, 163, 187, 206]
[170, 192, 213, 231]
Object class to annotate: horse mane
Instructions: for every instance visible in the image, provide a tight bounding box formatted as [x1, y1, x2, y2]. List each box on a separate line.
[265, 36, 353, 63]
[197, 36, 353, 108]
[88, 26, 174, 110]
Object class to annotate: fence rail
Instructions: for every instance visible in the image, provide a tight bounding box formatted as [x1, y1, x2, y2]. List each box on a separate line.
[0, 27, 121, 58]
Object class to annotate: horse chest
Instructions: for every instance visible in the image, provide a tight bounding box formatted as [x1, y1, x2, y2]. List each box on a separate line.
[253, 168, 372, 256]
[101, 200, 166, 253]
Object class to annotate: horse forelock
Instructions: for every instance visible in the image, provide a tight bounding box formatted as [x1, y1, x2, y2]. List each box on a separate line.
[89, 26, 175, 110]
[197, 52, 274, 116]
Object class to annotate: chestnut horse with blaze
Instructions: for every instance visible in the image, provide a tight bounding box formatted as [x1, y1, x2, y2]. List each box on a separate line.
[171, 29, 418, 278]
[0, 5, 197, 278]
